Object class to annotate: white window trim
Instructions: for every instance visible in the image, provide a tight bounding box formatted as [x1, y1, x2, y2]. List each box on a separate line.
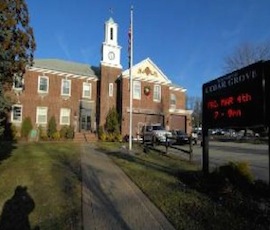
[170, 93, 176, 108]
[109, 83, 113, 97]
[61, 79, 71, 96]
[11, 105, 23, 123]
[36, 107, 48, 125]
[60, 108, 71, 125]
[153, 85, 161, 102]
[38, 75, 49, 94]
[83, 82, 92, 99]
[133, 81, 141, 100]
[13, 74, 24, 91]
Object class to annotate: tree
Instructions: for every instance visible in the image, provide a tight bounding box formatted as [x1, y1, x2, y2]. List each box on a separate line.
[0, 85, 11, 136]
[21, 116, 33, 139]
[47, 116, 57, 139]
[193, 98, 202, 128]
[0, 0, 35, 136]
[105, 107, 120, 133]
[223, 41, 270, 136]
[186, 95, 202, 128]
[223, 41, 270, 72]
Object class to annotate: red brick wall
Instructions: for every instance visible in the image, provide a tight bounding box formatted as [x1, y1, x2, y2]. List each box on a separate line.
[120, 78, 187, 136]
[99, 65, 122, 128]
[169, 114, 186, 131]
[173, 90, 186, 109]
[14, 69, 97, 131]
[12, 67, 190, 137]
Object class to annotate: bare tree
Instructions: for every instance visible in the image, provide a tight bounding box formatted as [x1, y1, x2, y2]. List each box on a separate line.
[186, 95, 202, 128]
[223, 41, 270, 72]
[223, 41, 270, 135]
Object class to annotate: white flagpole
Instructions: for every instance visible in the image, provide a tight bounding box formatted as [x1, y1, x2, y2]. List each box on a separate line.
[129, 6, 133, 151]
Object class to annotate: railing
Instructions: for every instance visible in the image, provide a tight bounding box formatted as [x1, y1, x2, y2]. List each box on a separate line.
[142, 134, 194, 161]
[165, 135, 194, 161]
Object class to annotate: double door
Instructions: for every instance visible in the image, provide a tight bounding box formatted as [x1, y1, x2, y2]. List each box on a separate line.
[80, 109, 91, 132]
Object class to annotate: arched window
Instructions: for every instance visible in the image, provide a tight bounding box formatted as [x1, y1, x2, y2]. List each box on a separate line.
[110, 28, 113, 40]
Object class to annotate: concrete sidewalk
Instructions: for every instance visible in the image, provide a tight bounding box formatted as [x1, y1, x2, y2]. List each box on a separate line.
[81, 144, 175, 230]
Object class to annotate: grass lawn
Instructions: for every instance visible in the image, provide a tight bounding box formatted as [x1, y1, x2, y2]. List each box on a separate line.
[0, 141, 82, 230]
[98, 142, 270, 230]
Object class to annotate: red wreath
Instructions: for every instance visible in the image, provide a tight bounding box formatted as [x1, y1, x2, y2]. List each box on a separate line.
[144, 86, 151, 96]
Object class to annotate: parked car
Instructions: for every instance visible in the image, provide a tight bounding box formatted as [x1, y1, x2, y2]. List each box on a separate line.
[191, 131, 199, 144]
[141, 124, 172, 145]
[171, 130, 198, 145]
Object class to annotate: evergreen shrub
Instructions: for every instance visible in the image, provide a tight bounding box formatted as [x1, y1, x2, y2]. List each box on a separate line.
[66, 126, 74, 139]
[38, 125, 48, 140]
[211, 161, 254, 192]
[105, 107, 119, 133]
[21, 117, 33, 139]
[52, 131, 60, 140]
[60, 125, 69, 139]
[47, 116, 57, 139]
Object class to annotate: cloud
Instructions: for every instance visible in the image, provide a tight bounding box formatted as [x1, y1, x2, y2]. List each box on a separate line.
[80, 46, 98, 64]
[55, 33, 72, 60]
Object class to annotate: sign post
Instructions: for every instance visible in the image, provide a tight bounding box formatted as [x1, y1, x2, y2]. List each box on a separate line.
[202, 61, 269, 180]
[203, 61, 265, 129]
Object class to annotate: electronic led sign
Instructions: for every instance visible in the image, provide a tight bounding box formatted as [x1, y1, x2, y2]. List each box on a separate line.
[203, 61, 266, 128]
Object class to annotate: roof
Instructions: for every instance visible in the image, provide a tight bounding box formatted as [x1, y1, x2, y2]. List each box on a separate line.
[122, 58, 186, 92]
[122, 58, 172, 85]
[170, 83, 187, 92]
[33, 59, 100, 77]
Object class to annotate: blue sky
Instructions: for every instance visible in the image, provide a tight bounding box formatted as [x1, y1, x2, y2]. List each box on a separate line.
[26, 0, 270, 97]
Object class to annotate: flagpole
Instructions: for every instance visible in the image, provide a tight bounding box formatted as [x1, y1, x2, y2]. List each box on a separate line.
[129, 6, 133, 151]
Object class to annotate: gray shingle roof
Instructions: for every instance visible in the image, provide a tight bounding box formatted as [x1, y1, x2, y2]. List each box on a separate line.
[33, 59, 100, 77]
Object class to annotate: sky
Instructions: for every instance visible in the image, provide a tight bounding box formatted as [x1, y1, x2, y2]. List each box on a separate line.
[26, 0, 270, 97]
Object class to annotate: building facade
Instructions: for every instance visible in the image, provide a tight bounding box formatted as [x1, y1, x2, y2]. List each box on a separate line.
[9, 17, 192, 139]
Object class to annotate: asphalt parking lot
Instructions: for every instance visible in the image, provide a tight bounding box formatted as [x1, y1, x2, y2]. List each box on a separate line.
[154, 141, 269, 183]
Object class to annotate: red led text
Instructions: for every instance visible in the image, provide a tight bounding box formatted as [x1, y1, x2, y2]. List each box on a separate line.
[207, 92, 253, 120]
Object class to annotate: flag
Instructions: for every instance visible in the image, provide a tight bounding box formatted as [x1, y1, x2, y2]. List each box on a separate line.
[128, 26, 131, 68]
[128, 6, 133, 68]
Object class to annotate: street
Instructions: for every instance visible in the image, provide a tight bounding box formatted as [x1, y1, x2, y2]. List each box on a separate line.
[166, 141, 269, 183]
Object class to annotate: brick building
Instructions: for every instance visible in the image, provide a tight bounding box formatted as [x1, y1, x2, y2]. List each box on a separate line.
[9, 17, 192, 139]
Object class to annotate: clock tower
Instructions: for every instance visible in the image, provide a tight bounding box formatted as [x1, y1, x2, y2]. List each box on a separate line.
[99, 17, 122, 127]
[101, 17, 122, 68]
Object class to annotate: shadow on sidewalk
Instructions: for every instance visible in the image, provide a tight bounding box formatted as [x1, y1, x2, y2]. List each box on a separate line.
[82, 155, 131, 229]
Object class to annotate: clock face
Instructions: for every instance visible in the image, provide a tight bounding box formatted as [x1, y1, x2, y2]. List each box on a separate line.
[108, 51, 115, 60]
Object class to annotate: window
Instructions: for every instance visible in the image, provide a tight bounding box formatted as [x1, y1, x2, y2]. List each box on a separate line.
[60, 108, 70, 125]
[170, 94, 176, 107]
[61, 79, 71, 96]
[11, 105, 22, 123]
[36, 107, 48, 125]
[110, 27, 113, 40]
[83, 82, 92, 98]
[38, 76, 49, 93]
[109, 83, 113, 97]
[153, 85, 161, 102]
[13, 74, 24, 90]
[133, 81, 141, 100]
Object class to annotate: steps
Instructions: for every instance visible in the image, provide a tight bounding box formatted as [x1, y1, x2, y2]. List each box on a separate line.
[73, 132, 98, 142]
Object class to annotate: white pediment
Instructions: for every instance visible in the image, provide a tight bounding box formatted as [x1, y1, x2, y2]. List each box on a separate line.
[122, 58, 171, 85]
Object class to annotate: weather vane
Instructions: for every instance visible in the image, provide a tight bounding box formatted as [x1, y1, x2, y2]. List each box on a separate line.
[109, 7, 113, 15]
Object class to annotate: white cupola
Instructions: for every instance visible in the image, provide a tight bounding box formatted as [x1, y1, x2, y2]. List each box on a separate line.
[101, 18, 122, 68]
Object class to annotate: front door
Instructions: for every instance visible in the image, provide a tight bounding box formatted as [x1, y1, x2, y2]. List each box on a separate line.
[80, 109, 91, 132]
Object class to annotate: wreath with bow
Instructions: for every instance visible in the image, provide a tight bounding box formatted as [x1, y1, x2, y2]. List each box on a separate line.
[144, 86, 151, 96]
